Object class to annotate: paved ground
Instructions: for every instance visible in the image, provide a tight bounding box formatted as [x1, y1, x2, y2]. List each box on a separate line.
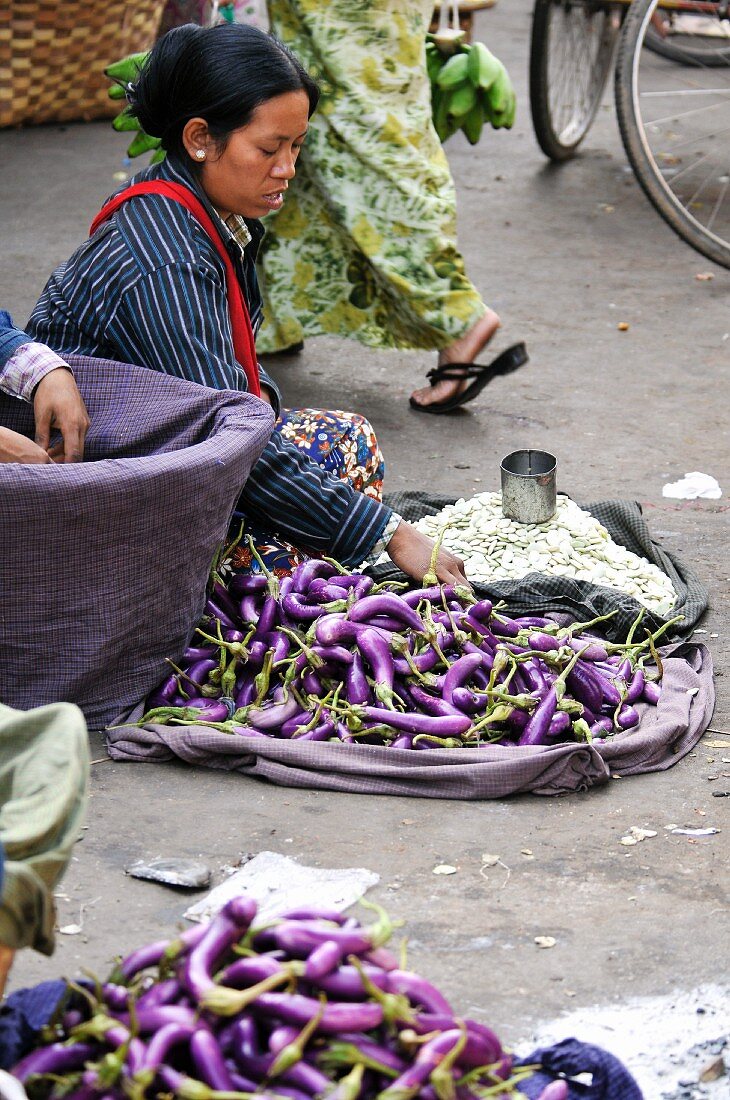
[2, 0, 728, 1091]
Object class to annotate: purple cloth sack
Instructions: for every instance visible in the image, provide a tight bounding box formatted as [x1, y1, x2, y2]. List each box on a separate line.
[0, 356, 274, 729]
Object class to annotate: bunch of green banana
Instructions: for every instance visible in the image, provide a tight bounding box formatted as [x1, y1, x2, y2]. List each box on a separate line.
[426, 36, 516, 145]
[105, 52, 164, 162]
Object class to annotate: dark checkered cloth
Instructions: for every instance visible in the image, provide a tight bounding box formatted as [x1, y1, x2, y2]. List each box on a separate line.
[372, 491, 709, 642]
[0, 356, 274, 729]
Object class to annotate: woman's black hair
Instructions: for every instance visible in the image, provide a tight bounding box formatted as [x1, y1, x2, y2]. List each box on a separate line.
[129, 22, 319, 158]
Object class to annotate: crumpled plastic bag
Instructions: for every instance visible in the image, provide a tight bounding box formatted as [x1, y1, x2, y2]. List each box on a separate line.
[183, 851, 379, 923]
[662, 471, 722, 500]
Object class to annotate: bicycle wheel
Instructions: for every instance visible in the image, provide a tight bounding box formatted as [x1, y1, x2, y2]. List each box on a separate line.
[615, 0, 730, 268]
[645, 10, 730, 67]
[530, 0, 622, 160]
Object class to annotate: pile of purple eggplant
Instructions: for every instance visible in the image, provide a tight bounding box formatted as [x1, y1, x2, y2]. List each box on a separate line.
[12, 898, 565, 1100]
[141, 544, 679, 749]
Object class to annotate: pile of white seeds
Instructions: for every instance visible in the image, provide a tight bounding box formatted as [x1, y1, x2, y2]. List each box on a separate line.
[412, 493, 677, 615]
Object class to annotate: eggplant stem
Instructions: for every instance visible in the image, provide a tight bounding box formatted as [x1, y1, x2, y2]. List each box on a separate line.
[557, 608, 619, 637]
[321, 554, 350, 575]
[220, 520, 246, 568]
[459, 1064, 539, 1096]
[422, 525, 449, 588]
[572, 717, 593, 742]
[253, 651, 274, 707]
[202, 962, 301, 1016]
[318, 1042, 399, 1079]
[163, 658, 203, 692]
[245, 535, 280, 600]
[166, 718, 240, 734]
[280, 628, 325, 669]
[268, 995, 326, 1077]
[372, 579, 408, 593]
[326, 1062, 365, 1100]
[358, 897, 403, 945]
[347, 955, 415, 1025]
[645, 628, 664, 680]
[429, 1024, 467, 1100]
[625, 605, 646, 647]
[194, 627, 242, 659]
[412, 734, 463, 748]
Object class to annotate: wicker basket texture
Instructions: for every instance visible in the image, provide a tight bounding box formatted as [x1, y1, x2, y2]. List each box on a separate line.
[0, 1, 165, 128]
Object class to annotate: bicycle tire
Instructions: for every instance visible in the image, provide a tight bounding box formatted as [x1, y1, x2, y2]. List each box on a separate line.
[645, 17, 730, 67]
[615, 0, 730, 269]
[530, 0, 621, 161]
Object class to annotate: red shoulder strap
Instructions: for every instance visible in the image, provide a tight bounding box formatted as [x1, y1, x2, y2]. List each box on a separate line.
[90, 180, 260, 397]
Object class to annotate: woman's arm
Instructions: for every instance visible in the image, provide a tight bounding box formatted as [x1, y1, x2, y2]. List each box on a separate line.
[240, 429, 390, 567]
[240, 433, 469, 584]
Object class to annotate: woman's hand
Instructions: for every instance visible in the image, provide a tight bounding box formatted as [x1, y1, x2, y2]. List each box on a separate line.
[33, 368, 90, 462]
[0, 426, 51, 464]
[386, 520, 471, 587]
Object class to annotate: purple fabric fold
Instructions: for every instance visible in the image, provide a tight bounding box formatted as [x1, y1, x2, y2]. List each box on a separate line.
[106, 644, 713, 799]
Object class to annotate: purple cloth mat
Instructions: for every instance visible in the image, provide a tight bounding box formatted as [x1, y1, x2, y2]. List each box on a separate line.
[0, 356, 274, 729]
[106, 643, 713, 798]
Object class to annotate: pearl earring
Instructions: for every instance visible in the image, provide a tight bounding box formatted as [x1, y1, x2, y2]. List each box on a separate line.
[195, 149, 206, 161]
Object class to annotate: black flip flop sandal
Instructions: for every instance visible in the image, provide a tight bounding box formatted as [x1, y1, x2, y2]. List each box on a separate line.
[409, 342, 529, 415]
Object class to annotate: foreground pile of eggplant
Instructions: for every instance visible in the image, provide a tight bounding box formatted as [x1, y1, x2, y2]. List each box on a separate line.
[12, 899, 564, 1099]
[141, 545, 678, 749]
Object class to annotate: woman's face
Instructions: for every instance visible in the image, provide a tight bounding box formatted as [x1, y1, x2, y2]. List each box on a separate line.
[197, 90, 310, 220]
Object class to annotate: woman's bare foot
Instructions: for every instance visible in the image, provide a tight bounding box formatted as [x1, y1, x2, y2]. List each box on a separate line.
[410, 308, 501, 408]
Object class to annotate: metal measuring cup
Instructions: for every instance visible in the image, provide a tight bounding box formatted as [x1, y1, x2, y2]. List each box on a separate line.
[500, 449, 557, 524]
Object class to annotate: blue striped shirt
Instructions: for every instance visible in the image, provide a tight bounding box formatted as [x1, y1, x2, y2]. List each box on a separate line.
[27, 155, 390, 565]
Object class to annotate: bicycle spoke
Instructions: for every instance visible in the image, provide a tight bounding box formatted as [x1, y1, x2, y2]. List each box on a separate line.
[531, 0, 620, 159]
[547, 6, 615, 142]
[638, 23, 730, 238]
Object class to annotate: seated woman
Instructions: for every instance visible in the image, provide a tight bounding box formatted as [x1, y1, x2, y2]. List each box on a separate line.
[26, 23, 466, 585]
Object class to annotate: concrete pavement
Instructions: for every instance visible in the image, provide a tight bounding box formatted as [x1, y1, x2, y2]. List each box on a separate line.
[1, 0, 728, 1089]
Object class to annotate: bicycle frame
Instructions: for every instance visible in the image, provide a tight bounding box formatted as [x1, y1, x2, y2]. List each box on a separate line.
[564, 0, 724, 12]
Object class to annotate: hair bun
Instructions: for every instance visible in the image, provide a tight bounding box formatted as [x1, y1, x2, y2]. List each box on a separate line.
[129, 23, 201, 139]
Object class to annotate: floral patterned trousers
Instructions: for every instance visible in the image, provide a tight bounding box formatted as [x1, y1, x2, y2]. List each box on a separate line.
[224, 408, 385, 577]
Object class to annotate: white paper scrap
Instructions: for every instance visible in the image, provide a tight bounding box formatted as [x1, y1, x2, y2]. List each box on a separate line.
[0, 1070, 30, 1100]
[184, 850, 379, 924]
[662, 472, 722, 500]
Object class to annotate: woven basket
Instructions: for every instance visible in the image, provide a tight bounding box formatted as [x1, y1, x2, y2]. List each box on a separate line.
[0, 1, 165, 129]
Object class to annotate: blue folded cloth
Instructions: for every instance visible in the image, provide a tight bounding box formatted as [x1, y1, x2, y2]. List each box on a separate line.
[517, 1037, 644, 1098]
[0, 980, 66, 1070]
